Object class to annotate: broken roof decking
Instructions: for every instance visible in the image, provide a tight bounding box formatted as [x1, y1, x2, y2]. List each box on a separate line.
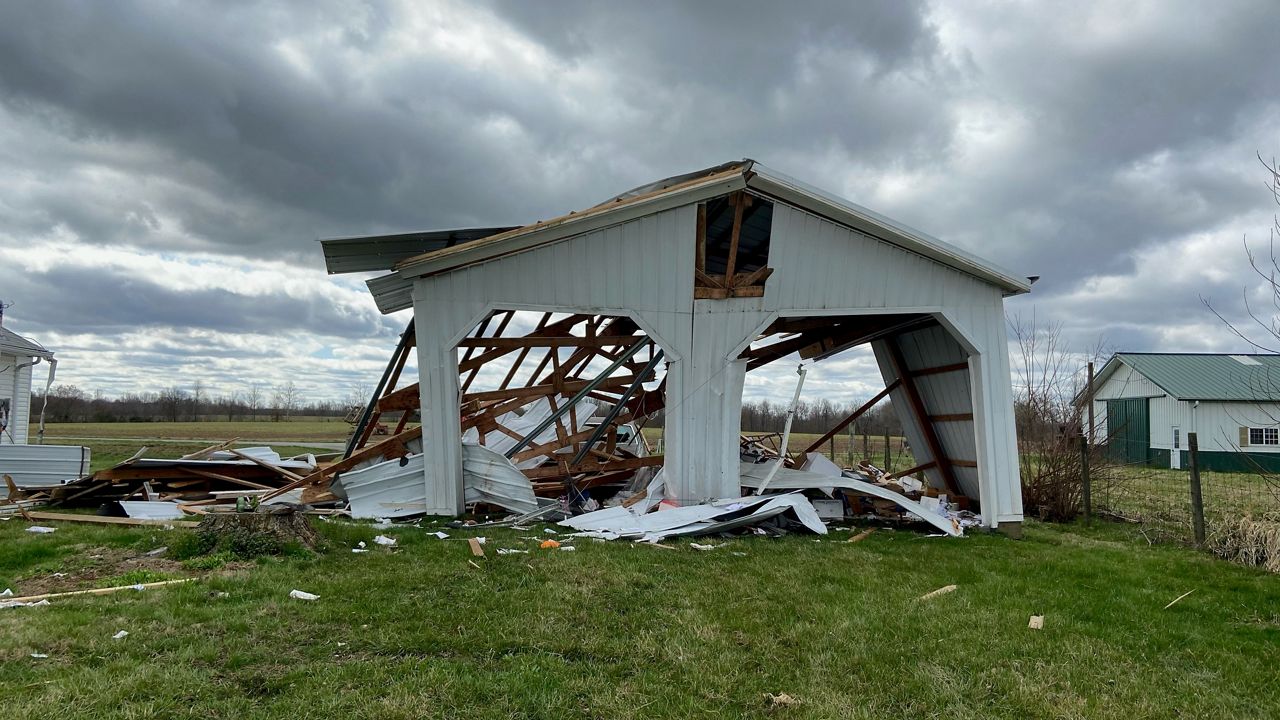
[1094, 352, 1280, 401]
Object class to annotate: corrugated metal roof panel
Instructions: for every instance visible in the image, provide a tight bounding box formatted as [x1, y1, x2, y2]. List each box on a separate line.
[1113, 353, 1280, 401]
[321, 227, 518, 275]
[0, 444, 89, 487]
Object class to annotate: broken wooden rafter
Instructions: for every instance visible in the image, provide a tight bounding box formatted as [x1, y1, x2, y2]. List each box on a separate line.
[801, 380, 901, 454]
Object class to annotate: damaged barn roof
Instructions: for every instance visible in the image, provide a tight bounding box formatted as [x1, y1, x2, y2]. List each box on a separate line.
[325, 159, 1030, 314]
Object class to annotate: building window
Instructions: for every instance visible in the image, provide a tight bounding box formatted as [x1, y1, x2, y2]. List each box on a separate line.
[1248, 427, 1279, 445]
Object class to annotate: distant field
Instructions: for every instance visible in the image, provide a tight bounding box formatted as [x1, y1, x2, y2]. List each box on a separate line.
[32, 420, 354, 443]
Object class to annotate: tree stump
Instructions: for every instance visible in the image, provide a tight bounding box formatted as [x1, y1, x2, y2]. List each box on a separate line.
[196, 507, 320, 553]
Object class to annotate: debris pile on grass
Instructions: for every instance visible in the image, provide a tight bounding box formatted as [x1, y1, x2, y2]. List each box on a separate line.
[1208, 513, 1280, 573]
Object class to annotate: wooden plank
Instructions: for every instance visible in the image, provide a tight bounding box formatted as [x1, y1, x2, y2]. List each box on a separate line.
[733, 266, 774, 287]
[521, 454, 664, 480]
[695, 203, 707, 273]
[694, 268, 725, 289]
[928, 413, 974, 422]
[179, 468, 274, 491]
[911, 361, 969, 378]
[377, 383, 420, 412]
[801, 381, 900, 453]
[226, 449, 306, 483]
[885, 461, 937, 480]
[949, 459, 978, 468]
[723, 191, 747, 286]
[179, 438, 240, 460]
[463, 374, 635, 404]
[457, 335, 641, 349]
[25, 511, 200, 528]
[468, 538, 485, 558]
[2, 578, 196, 604]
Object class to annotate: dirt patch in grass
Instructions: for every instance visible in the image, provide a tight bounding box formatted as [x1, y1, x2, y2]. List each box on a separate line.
[11, 545, 196, 596]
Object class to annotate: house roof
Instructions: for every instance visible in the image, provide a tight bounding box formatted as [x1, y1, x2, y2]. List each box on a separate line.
[0, 326, 52, 359]
[1098, 352, 1280, 401]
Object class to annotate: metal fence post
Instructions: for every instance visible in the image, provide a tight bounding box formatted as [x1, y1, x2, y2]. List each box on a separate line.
[1080, 433, 1091, 523]
[1188, 431, 1205, 546]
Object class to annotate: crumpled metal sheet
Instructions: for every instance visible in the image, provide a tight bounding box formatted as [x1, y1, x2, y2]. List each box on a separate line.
[332, 444, 538, 518]
[560, 492, 827, 541]
[738, 459, 961, 537]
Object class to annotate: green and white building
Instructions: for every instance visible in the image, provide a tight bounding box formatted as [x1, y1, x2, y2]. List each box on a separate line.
[1089, 352, 1280, 472]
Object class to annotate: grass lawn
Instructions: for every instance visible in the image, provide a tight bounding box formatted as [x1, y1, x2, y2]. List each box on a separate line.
[1, 518, 1276, 719]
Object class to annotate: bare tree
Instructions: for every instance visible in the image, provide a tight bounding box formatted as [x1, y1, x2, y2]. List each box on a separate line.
[273, 381, 300, 422]
[247, 384, 261, 422]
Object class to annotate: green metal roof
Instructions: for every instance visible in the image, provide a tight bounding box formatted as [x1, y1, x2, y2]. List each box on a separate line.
[1111, 352, 1280, 401]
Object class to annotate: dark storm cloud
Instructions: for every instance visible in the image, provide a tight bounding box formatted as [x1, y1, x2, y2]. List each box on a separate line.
[0, 262, 396, 340]
[2, 0, 1280, 397]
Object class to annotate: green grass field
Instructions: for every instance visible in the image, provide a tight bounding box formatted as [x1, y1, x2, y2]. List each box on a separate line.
[0, 517, 1276, 719]
[33, 419, 353, 443]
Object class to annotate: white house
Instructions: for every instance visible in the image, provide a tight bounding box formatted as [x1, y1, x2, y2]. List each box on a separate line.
[1090, 352, 1280, 472]
[327, 160, 1032, 532]
[0, 323, 53, 445]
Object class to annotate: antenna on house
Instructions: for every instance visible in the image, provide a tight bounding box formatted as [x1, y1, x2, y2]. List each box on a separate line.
[0, 299, 10, 327]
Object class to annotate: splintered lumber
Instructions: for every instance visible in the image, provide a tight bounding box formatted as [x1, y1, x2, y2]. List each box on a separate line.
[521, 455, 664, 479]
[180, 438, 240, 460]
[2, 578, 197, 604]
[918, 584, 958, 601]
[847, 528, 876, 543]
[226, 449, 306, 483]
[468, 538, 485, 557]
[25, 511, 199, 528]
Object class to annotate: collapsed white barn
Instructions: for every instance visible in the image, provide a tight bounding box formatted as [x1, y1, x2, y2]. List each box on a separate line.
[328, 160, 1031, 533]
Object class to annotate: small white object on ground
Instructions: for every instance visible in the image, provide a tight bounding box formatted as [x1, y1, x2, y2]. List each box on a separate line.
[26, 526, 56, 534]
[433, 531, 449, 539]
[543, 528, 557, 534]
[496, 548, 528, 555]
[1028, 615, 1044, 630]
[351, 548, 368, 554]
[559, 546, 575, 552]
[289, 589, 320, 601]
[145, 547, 168, 557]
[357, 541, 366, 548]
[1, 588, 11, 597]
[30, 653, 48, 659]
[373, 535, 397, 546]
[918, 584, 958, 600]
[112, 630, 129, 640]
[690, 543, 717, 551]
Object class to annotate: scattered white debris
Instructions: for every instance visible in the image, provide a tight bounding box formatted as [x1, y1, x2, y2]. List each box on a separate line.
[2, 598, 50, 609]
[433, 531, 449, 540]
[1028, 615, 1044, 630]
[731, 552, 748, 557]
[112, 630, 129, 640]
[543, 528, 558, 534]
[51, 572, 66, 578]
[496, 548, 528, 555]
[473, 536, 487, 545]
[129, 584, 146, 591]
[690, 543, 718, 551]
[1, 588, 11, 597]
[373, 535, 397, 547]
[26, 526, 57, 534]
[357, 541, 367, 549]
[289, 589, 319, 601]
[558, 546, 576, 552]
[144, 547, 168, 557]
[30, 653, 48, 659]
[351, 548, 369, 554]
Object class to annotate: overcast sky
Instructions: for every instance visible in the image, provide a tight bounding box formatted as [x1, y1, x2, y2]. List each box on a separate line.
[1, 0, 1278, 408]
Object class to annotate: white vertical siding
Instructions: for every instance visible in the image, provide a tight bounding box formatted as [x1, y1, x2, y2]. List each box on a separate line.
[2, 353, 34, 445]
[407, 197, 1025, 524]
[1093, 362, 1166, 399]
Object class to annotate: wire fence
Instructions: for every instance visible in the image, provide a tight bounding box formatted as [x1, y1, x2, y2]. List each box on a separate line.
[1088, 432, 1280, 560]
